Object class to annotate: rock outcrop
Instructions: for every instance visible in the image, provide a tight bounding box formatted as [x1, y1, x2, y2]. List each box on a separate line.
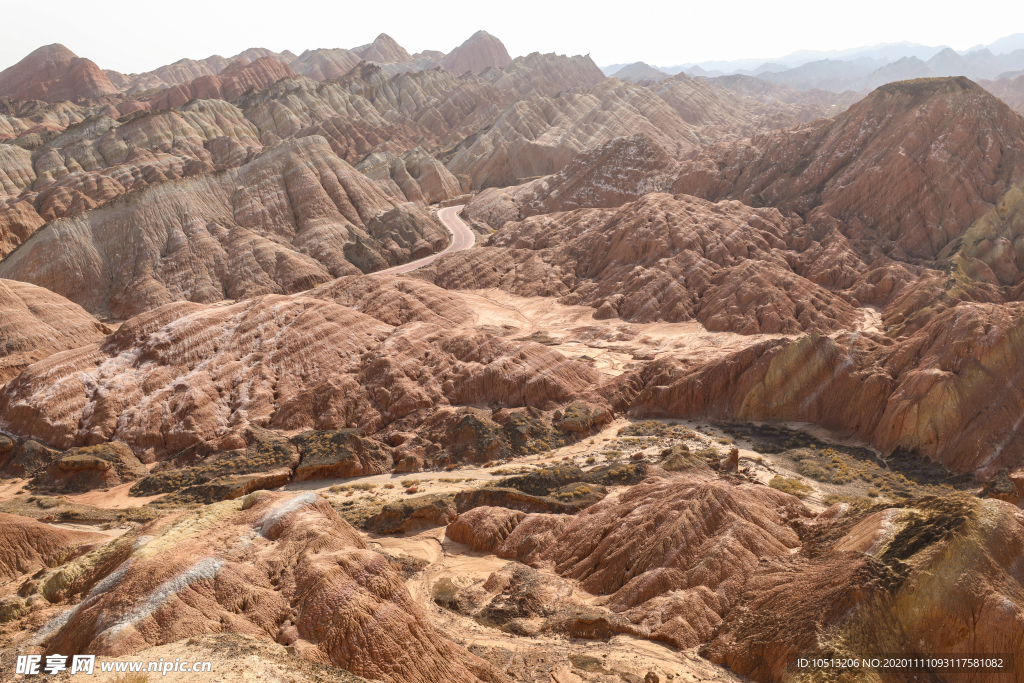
[446, 506, 526, 551]
[34, 442, 147, 492]
[292, 429, 394, 481]
[365, 494, 458, 534]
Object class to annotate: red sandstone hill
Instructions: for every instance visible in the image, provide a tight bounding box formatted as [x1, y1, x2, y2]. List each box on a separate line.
[145, 57, 295, 110]
[673, 77, 1024, 263]
[0, 278, 109, 384]
[0, 44, 117, 102]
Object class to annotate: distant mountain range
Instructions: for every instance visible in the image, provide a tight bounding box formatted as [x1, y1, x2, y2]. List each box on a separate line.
[601, 33, 1024, 92]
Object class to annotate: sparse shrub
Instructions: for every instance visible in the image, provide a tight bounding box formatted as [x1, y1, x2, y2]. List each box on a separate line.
[797, 460, 830, 481]
[769, 476, 813, 497]
[383, 483, 395, 489]
[586, 456, 596, 464]
[823, 493, 874, 509]
[867, 489, 879, 497]
[400, 479, 420, 488]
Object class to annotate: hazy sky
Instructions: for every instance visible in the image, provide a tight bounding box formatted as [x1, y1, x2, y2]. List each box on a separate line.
[2, 0, 1022, 73]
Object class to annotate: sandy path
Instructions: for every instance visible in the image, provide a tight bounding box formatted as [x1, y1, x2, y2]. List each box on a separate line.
[65, 480, 165, 509]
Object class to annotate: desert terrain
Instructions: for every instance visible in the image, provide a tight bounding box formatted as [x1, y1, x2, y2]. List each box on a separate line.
[0, 25, 1023, 683]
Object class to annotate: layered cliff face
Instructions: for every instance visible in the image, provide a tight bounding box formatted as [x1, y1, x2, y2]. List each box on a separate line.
[288, 48, 362, 81]
[104, 48, 298, 94]
[0, 100, 266, 256]
[605, 302, 1024, 476]
[0, 42, 862, 237]
[444, 79, 700, 190]
[0, 136, 446, 318]
[356, 146, 464, 204]
[0, 44, 117, 103]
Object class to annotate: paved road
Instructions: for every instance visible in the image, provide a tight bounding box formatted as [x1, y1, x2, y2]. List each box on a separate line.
[376, 205, 474, 275]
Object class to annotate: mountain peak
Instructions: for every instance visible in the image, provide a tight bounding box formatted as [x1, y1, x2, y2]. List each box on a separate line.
[355, 33, 413, 64]
[872, 75, 985, 102]
[0, 43, 116, 102]
[440, 30, 512, 74]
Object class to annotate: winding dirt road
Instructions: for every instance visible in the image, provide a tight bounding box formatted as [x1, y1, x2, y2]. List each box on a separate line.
[376, 205, 474, 275]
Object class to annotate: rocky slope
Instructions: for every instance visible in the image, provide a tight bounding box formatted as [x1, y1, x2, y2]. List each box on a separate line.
[982, 73, 1024, 114]
[0, 278, 109, 384]
[0, 276, 597, 460]
[427, 192, 863, 334]
[673, 77, 1024, 263]
[32, 490, 507, 683]
[0, 44, 861, 240]
[0, 136, 445, 318]
[6, 29, 1024, 683]
[610, 301, 1024, 475]
[536, 472, 1024, 680]
[144, 57, 295, 111]
[356, 146, 464, 204]
[463, 134, 678, 227]
[104, 48, 298, 94]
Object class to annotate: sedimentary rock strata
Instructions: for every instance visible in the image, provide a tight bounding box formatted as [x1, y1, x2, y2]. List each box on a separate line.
[0, 136, 445, 318]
